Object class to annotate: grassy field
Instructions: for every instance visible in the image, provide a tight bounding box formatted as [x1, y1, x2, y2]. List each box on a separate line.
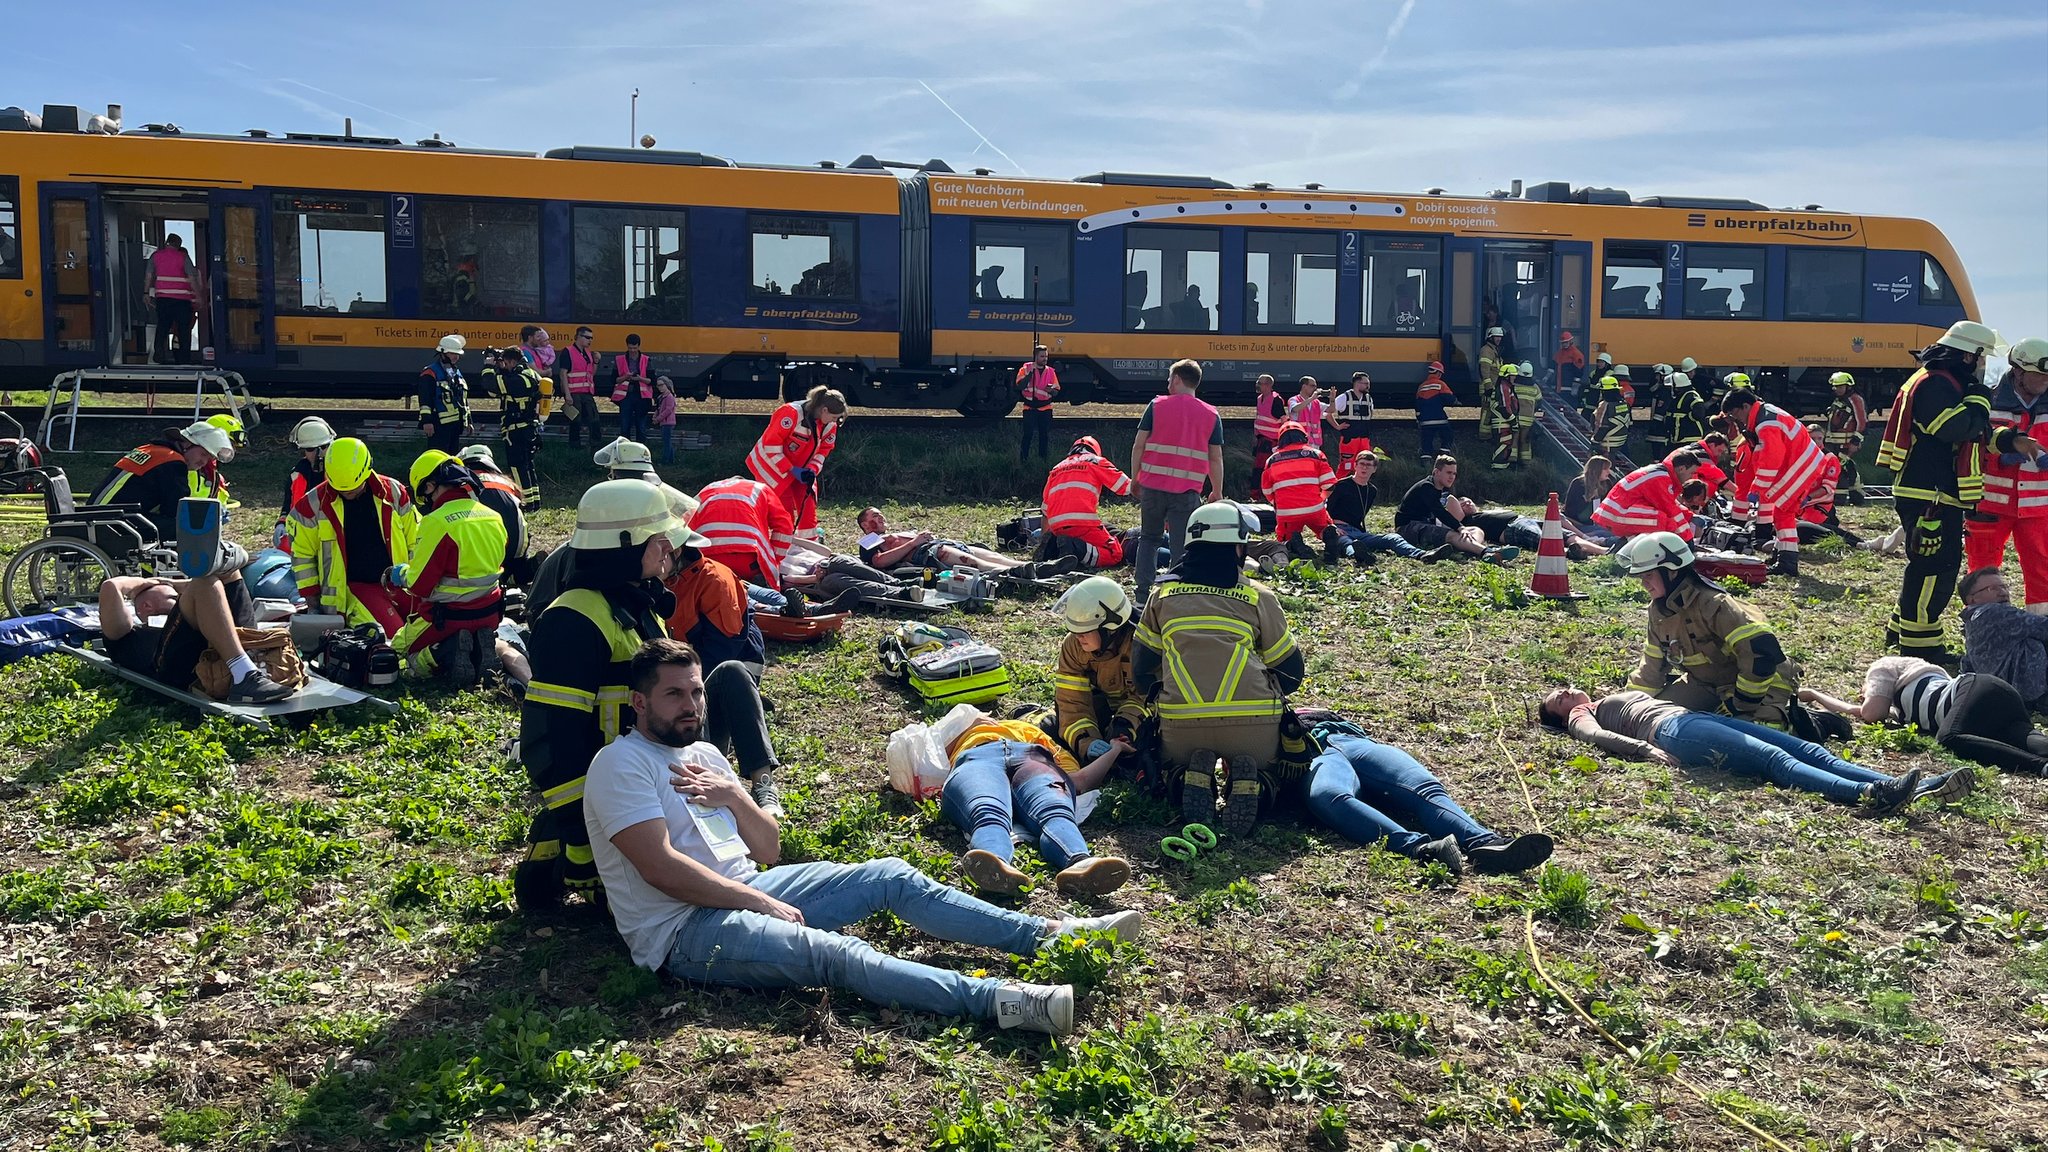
[0, 418, 2042, 1151]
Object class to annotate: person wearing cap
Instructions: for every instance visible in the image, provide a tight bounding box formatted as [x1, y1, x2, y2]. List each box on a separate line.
[1041, 434, 1132, 569]
[1510, 360, 1541, 466]
[1963, 337, 2048, 614]
[483, 345, 546, 510]
[91, 421, 237, 542]
[558, 326, 605, 449]
[611, 334, 655, 445]
[455, 444, 531, 579]
[1330, 372, 1375, 471]
[746, 385, 848, 552]
[1879, 321, 2004, 661]
[517, 479, 682, 908]
[1260, 421, 1348, 565]
[1414, 361, 1454, 464]
[1614, 531, 1804, 730]
[1131, 360, 1226, 606]
[1326, 444, 1450, 565]
[1016, 344, 1061, 463]
[419, 335, 470, 452]
[389, 451, 508, 685]
[1395, 455, 1517, 564]
[1134, 501, 1304, 836]
[1249, 373, 1288, 491]
[1556, 331, 1587, 399]
[1823, 371, 1867, 452]
[1051, 576, 1155, 770]
[275, 416, 336, 548]
[287, 437, 420, 635]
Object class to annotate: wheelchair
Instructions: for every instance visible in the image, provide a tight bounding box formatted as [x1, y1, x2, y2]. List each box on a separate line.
[0, 410, 76, 532]
[2, 503, 178, 617]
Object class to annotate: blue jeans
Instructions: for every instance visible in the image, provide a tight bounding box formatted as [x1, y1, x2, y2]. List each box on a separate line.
[940, 742, 1092, 870]
[618, 395, 648, 443]
[746, 584, 786, 613]
[661, 425, 675, 464]
[1655, 712, 1895, 804]
[1569, 518, 1621, 546]
[664, 858, 1046, 1018]
[1333, 523, 1427, 558]
[1304, 733, 1493, 854]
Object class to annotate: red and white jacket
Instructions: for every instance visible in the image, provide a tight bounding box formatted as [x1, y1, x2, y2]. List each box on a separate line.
[690, 477, 794, 588]
[1261, 445, 1338, 520]
[1979, 380, 2048, 520]
[1800, 455, 1841, 524]
[1737, 402, 1825, 514]
[1042, 452, 1132, 533]
[746, 402, 838, 491]
[1593, 461, 1691, 540]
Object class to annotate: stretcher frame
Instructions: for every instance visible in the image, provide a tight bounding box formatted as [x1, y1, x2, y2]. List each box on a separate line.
[59, 643, 399, 730]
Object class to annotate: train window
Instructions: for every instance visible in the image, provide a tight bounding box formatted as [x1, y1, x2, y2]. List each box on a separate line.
[750, 214, 856, 299]
[574, 206, 688, 324]
[971, 220, 1072, 304]
[1244, 231, 1337, 333]
[0, 177, 20, 279]
[1920, 254, 1951, 306]
[1785, 248, 1863, 322]
[271, 193, 387, 315]
[1361, 235, 1440, 335]
[1601, 242, 1663, 318]
[1682, 245, 1766, 320]
[1124, 226, 1220, 332]
[419, 200, 541, 319]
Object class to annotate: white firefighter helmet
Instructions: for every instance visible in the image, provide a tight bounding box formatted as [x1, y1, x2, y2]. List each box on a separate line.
[1614, 531, 1695, 575]
[1185, 501, 1261, 546]
[1935, 320, 2001, 357]
[570, 479, 684, 550]
[289, 415, 336, 450]
[2007, 337, 2048, 374]
[1054, 575, 1134, 635]
[436, 334, 467, 355]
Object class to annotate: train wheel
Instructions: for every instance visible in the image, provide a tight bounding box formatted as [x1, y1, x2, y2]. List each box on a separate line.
[956, 374, 1017, 421]
[3, 538, 118, 617]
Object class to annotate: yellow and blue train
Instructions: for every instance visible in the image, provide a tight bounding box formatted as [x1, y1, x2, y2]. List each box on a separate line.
[0, 108, 1978, 414]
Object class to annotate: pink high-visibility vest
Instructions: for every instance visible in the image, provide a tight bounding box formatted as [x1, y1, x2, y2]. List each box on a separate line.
[151, 247, 195, 300]
[562, 345, 599, 395]
[1137, 392, 1219, 494]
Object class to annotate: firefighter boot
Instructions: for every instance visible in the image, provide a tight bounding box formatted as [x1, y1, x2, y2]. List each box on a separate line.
[512, 810, 566, 912]
[1180, 749, 1219, 827]
[1220, 754, 1264, 838]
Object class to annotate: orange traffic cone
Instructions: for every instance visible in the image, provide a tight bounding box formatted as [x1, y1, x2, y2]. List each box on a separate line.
[1530, 492, 1585, 599]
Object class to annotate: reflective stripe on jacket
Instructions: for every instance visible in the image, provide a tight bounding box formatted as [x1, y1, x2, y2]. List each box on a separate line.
[1043, 452, 1132, 531]
[287, 475, 419, 627]
[1133, 579, 1296, 722]
[1261, 446, 1336, 518]
[1137, 393, 1219, 494]
[746, 401, 837, 488]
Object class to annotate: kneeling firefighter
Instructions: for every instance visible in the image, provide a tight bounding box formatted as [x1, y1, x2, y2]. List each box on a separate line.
[516, 480, 682, 909]
[1052, 576, 1159, 790]
[1617, 531, 1802, 730]
[1133, 501, 1304, 836]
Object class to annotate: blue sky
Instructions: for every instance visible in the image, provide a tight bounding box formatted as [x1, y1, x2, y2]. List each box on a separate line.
[16, 0, 2048, 333]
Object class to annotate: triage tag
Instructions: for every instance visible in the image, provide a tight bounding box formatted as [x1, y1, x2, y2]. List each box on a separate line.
[678, 755, 750, 862]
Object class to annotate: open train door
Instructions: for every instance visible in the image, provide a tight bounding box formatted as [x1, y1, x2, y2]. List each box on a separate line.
[40, 184, 106, 368]
[208, 190, 274, 373]
[1553, 240, 1592, 394]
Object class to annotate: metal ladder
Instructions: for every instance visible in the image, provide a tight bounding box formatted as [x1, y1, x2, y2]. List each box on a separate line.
[38, 367, 260, 451]
[1533, 381, 1634, 472]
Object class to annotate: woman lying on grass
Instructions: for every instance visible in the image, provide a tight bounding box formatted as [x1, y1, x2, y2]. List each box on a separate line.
[1537, 688, 1971, 815]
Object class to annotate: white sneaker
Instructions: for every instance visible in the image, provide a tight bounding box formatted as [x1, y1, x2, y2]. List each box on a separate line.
[1054, 908, 1144, 943]
[993, 981, 1074, 1035]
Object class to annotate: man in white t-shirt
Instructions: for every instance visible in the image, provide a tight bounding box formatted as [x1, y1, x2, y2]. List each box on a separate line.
[583, 638, 1144, 1034]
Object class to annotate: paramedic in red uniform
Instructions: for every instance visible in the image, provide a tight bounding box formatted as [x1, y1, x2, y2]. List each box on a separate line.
[1594, 451, 1703, 542]
[746, 385, 847, 553]
[691, 476, 795, 591]
[1017, 344, 1061, 463]
[1261, 422, 1347, 563]
[1131, 359, 1225, 607]
[146, 233, 198, 365]
[1721, 389, 1827, 577]
[1968, 337, 2048, 611]
[1042, 435, 1133, 569]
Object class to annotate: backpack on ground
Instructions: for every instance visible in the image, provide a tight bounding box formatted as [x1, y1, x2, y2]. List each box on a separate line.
[878, 622, 1013, 705]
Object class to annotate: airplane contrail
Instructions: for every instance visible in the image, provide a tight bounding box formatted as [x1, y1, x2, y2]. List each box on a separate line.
[918, 80, 1027, 175]
[1335, 0, 1421, 101]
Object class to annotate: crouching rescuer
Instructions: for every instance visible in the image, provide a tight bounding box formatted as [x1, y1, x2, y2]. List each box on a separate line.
[390, 451, 508, 684]
[517, 480, 682, 909]
[1134, 501, 1304, 835]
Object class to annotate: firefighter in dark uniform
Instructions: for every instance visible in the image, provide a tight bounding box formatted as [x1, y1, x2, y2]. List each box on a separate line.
[419, 334, 470, 453]
[1478, 327, 1508, 470]
[1668, 367, 1708, 447]
[91, 420, 236, 541]
[515, 480, 681, 909]
[1874, 320, 2001, 663]
[485, 344, 546, 510]
[1645, 364, 1677, 457]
